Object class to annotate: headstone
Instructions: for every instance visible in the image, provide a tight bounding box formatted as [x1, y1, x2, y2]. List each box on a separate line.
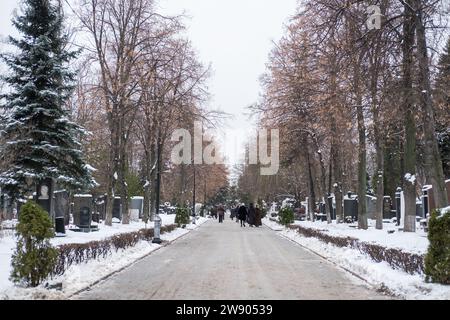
[366, 195, 377, 220]
[383, 196, 393, 219]
[344, 194, 358, 222]
[55, 217, 65, 235]
[73, 195, 93, 232]
[416, 201, 423, 218]
[36, 178, 53, 216]
[94, 195, 107, 221]
[395, 187, 402, 226]
[327, 196, 335, 220]
[130, 197, 144, 220]
[113, 197, 122, 220]
[54, 190, 69, 226]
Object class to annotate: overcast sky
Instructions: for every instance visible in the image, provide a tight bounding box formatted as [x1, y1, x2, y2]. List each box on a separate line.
[0, 0, 299, 166]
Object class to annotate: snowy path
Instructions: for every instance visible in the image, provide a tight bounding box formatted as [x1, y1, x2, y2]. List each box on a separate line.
[74, 217, 390, 300]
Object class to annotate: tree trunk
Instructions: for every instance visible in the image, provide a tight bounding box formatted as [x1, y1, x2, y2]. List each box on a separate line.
[354, 51, 368, 230]
[305, 137, 316, 221]
[415, 0, 449, 208]
[402, 2, 417, 232]
[331, 121, 343, 223]
[367, 47, 385, 230]
[105, 115, 120, 226]
[120, 116, 130, 225]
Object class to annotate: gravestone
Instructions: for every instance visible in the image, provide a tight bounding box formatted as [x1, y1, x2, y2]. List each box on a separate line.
[95, 195, 107, 221]
[54, 190, 69, 234]
[130, 197, 144, 221]
[73, 195, 93, 232]
[36, 178, 53, 216]
[344, 193, 358, 222]
[416, 201, 423, 218]
[366, 195, 377, 220]
[383, 196, 393, 219]
[113, 197, 122, 221]
[327, 196, 336, 220]
[54, 191, 69, 222]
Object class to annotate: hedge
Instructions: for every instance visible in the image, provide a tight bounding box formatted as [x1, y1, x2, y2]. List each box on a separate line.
[425, 209, 450, 284]
[53, 224, 176, 276]
[286, 224, 425, 275]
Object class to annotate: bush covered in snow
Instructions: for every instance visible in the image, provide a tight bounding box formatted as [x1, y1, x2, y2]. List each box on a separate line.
[290, 224, 425, 275]
[279, 207, 295, 226]
[10, 202, 58, 287]
[425, 209, 450, 284]
[175, 207, 190, 228]
[54, 225, 177, 276]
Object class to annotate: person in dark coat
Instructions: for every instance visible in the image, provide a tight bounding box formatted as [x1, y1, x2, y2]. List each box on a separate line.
[248, 203, 256, 227]
[217, 205, 225, 223]
[238, 205, 248, 227]
[235, 205, 240, 223]
[230, 206, 236, 221]
[255, 205, 262, 227]
[211, 207, 217, 219]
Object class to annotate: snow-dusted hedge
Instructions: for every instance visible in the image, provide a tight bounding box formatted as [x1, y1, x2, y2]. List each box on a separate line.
[53, 225, 176, 276]
[288, 225, 425, 275]
[425, 209, 450, 284]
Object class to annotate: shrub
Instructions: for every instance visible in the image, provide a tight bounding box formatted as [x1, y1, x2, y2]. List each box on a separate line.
[425, 209, 450, 284]
[10, 201, 58, 287]
[293, 225, 424, 275]
[54, 224, 176, 276]
[279, 207, 295, 226]
[175, 207, 190, 227]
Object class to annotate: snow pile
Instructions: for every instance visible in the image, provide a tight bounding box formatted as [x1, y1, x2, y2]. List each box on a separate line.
[263, 218, 450, 300]
[0, 216, 209, 300]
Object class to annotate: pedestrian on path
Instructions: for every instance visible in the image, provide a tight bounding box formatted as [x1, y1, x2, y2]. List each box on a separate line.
[255, 205, 262, 227]
[235, 205, 240, 223]
[238, 204, 248, 227]
[211, 207, 217, 220]
[218, 205, 225, 223]
[248, 203, 256, 227]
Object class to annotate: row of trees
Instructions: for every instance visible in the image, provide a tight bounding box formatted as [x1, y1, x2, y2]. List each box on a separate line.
[0, 0, 229, 225]
[238, 0, 449, 232]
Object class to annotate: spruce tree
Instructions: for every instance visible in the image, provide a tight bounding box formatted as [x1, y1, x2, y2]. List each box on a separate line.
[0, 0, 94, 197]
[434, 37, 450, 178]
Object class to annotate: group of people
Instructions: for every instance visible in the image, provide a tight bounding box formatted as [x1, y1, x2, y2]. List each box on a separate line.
[210, 203, 262, 228]
[231, 203, 262, 228]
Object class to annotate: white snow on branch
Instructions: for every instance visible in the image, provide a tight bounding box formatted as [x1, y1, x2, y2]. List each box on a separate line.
[404, 173, 416, 185]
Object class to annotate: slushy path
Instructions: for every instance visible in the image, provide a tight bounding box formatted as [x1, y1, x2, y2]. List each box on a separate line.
[74, 216, 389, 300]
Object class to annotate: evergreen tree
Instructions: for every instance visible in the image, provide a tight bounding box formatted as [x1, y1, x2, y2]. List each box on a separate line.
[434, 37, 450, 179]
[0, 0, 94, 197]
[10, 201, 58, 287]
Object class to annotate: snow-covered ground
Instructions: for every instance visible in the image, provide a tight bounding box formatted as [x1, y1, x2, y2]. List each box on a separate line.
[263, 218, 450, 300]
[0, 216, 209, 300]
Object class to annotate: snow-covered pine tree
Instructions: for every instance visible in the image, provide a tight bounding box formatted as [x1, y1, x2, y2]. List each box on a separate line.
[0, 0, 94, 198]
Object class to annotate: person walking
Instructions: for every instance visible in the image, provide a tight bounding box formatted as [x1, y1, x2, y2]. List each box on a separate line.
[238, 204, 247, 227]
[255, 205, 262, 227]
[217, 205, 225, 223]
[248, 203, 256, 227]
[230, 206, 236, 221]
[211, 206, 217, 220]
